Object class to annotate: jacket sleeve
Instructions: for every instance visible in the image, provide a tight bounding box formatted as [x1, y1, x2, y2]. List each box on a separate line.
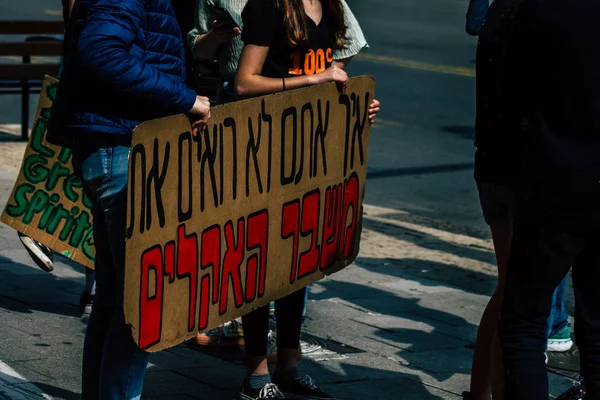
[76, 0, 196, 115]
[334, 0, 369, 61]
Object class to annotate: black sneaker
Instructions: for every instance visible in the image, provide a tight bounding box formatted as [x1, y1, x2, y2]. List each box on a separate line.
[18, 233, 53, 272]
[239, 383, 286, 399]
[274, 375, 334, 400]
[556, 379, 586, 400]
[80, 291, 93, 318]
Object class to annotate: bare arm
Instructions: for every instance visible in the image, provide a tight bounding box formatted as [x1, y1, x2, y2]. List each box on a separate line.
[236, 45, 337, 98]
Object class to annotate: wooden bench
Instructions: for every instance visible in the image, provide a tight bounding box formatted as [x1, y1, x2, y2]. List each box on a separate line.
[0, 20, 64, 140]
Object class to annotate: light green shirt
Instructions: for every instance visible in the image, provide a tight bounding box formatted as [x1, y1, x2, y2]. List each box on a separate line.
[188, 0, 369, 81]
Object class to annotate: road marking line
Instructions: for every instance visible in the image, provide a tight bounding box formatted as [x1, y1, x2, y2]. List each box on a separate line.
[43, 9, 62, 16]
[355, 53, 475, 78]
[0, 359, 52, 399]
[377, 119, 405, 128]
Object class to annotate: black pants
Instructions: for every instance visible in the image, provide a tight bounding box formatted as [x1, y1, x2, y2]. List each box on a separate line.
[242, 288, 306, 357]
[499, 219, 600, 399]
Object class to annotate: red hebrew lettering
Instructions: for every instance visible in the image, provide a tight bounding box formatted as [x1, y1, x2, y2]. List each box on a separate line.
[246, 210, 269, 302]
[220, 219, 245, 315]
[320, 184, 342, 270]
[164, 241, 175, 282]
[139, 246, 163, 349]
[200, 225, 221, 329]
[298, 190, 321, 279]
[281, 200, 300, 284]
[177, 225, 199, 332]
[342, 173, 359, 259]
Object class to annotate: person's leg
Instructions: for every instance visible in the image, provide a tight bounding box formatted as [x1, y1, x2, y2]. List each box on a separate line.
[240, 306, 275, 399]
[85, 269, 97, 296]
[571, 233, 600, 399]
[75, 142, 149, 399]
[469, 181, 514, 400]
[301, 286, 309, 324]
[499, 220, 584, 399]
[469, 218, 510, 400]
[272, 288, 333, 399]
[81, 204, 114, 399]
[81, 268, 96, 317]
[273, 289, 305, 374]
[546, 276, 573, 352]
[466, 0, 490, 35]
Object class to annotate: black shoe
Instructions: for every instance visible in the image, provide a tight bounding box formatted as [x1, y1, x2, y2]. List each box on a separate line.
[80, 291, 93, 318]
[274, 375, 334, 400]
[556, 379, 586, 400]
[239, 383, 286, 399]
[461, 392, 472, 400]
[18, 233, 53, 272]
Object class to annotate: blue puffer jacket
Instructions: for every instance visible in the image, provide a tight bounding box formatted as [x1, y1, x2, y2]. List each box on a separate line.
[49, 0, 196, 146]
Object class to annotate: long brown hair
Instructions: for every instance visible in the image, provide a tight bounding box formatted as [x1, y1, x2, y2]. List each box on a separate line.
[278, 0, 347, 50]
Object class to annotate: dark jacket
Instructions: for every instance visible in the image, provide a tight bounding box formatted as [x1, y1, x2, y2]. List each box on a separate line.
[473, 0, 524, 184]
[506, 0, 600, 229]
[49, 0, 196, 146]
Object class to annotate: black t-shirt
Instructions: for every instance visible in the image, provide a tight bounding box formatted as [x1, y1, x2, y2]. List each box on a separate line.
[241, 0, 334, 79]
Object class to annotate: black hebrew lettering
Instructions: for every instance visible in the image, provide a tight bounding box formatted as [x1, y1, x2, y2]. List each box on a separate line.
[261, 100, 273, 192]
[301, 103, 314, 178]
[178, 132, 193, 223]
[219, 122, 224, 205]
[127, 144, 147, 238]
[224, 117, 238, 201]
[339, 94, 352, 177]
[198, 125, 219, 211]
[145, 139, 170, 231]
[294, 104, 306, 185]
[280, 106, 298, 187]
[246, 114, 264, 196]
[313, 99, 329, 178]
[351, 92, 369, 170]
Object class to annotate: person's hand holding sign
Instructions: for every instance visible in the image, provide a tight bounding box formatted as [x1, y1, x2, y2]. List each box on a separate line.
[188, 95, 211, 137]
[313, 65, 349, 94]
[369, 99, 381, 124]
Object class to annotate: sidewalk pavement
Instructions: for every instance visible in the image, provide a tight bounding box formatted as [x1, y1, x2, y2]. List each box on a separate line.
[0, 129, 579, 399]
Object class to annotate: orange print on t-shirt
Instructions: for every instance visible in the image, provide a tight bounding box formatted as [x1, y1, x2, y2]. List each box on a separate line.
[289, 48, 333, 76]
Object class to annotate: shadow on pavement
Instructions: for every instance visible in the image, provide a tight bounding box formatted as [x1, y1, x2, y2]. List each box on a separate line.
[0, 255, 82, 318]
[354, 256, 495, 297]
[362, 216, 496, 267]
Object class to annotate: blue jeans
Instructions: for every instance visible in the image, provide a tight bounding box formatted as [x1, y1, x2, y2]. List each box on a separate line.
[72, 137, 149, 400]
[547, 276, 569, 339]
[466, 0, 490, 35]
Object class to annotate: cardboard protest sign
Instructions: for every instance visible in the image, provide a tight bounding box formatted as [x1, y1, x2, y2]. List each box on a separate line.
[1, 76, 95, 268]
[124, 76, 375, 351]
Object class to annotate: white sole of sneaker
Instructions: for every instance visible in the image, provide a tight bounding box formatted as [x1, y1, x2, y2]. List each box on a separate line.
[547, 340, 574, 352]
[284, 393, 334, 400]
[18, 235, 53, 272]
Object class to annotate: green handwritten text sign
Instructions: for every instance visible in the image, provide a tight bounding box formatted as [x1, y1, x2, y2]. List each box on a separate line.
[1, 76, 95, 268]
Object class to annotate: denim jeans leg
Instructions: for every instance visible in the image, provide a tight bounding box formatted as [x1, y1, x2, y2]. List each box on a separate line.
[546, 276, 569, 339]
[74, 141, 149, 400]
